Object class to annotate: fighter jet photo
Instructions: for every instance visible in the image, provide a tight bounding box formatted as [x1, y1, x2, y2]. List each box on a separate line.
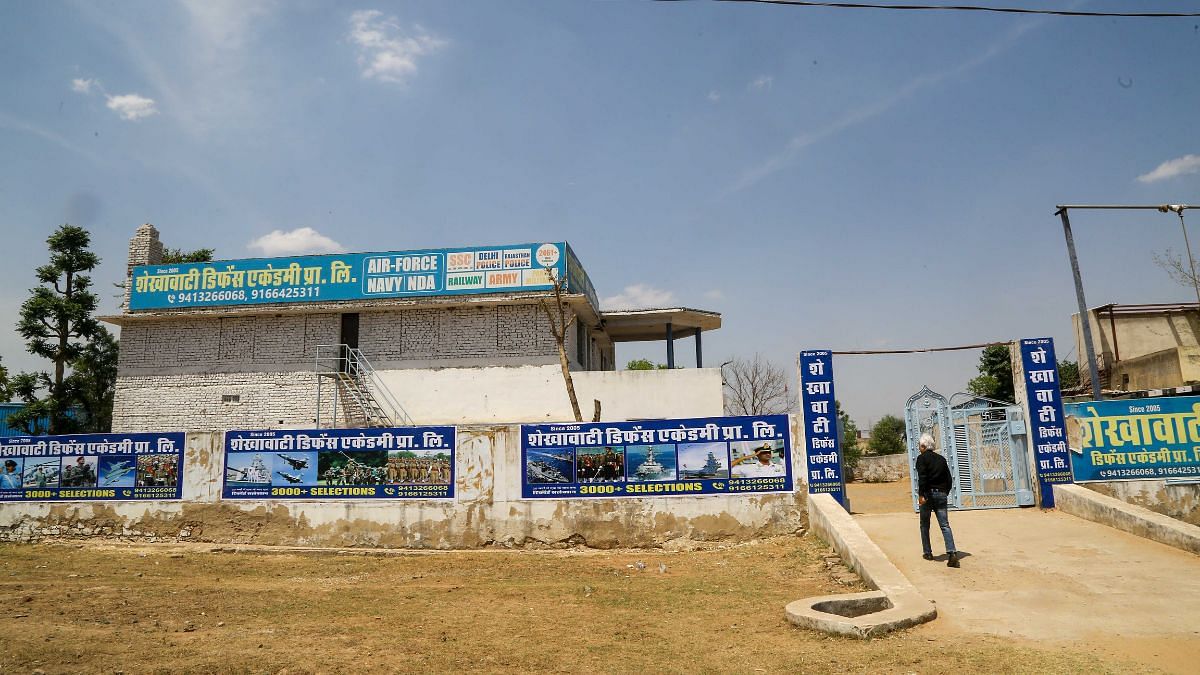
[101, 460, 135, 486]
[275, 471, 304, 484]
[276, 454, 310, 470]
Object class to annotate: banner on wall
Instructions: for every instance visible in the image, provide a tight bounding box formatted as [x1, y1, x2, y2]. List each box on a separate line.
[520, 415, 793, 499]
[799, 350, 847, 509]
[0, 432, 185, 501]
[1018, 338, 1072, 507]
[222, 427, 456, 499]
[1065, 396, 1200, 482]
[129, 242, 598, 310]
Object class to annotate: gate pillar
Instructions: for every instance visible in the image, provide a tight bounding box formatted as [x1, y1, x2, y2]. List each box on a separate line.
[1011, 338, 1072, 508]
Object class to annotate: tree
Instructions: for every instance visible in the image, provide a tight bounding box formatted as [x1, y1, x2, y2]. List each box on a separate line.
[1058, 359, 1081, 390]
[6, 372, 53, 435]
[162, 247, 215, 264]
[17, 225, 101, 434]
[967, 344, 1015, 403]
[539, 266, 600, 422]
[0, 358, 10, 402]
[626, 359, 667, 370]
[67, 327, 118, 432]
[836, 400, 862, 471]
[722, 354, 796, 416]
[868, 415, 906, 455]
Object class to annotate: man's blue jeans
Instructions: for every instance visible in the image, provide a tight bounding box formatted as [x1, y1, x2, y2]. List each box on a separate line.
[920, 489, 957, 555]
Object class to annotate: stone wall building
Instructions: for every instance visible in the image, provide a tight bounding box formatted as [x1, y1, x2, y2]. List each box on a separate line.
[103, 225, 724, 432]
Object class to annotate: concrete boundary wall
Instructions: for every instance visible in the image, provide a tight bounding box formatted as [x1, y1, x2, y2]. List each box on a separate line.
[0, 426, 807, 549]
[785, 493, 936, 638]
[1053, 483, 1200, 555]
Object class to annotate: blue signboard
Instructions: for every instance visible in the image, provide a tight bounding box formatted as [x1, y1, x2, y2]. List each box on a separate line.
[0, 432, 185, 501]
[1019, 338, 1071, 507]
[799, 350, 847, 509]
[130, 242, 598, 310]
[1064, 396, 1200, 482]
[222, 427, 456, 499]
[520, 415, 793, 499]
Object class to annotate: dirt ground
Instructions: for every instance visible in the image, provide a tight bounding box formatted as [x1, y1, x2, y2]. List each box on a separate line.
[0, 535, 1155, 674]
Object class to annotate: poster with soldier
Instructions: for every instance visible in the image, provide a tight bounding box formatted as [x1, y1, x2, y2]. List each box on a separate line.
[0, 432, 186, 502]
[222, 427, 456, 499]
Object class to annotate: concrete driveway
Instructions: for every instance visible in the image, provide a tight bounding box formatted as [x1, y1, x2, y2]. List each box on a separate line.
[848, 480, 1200, 671]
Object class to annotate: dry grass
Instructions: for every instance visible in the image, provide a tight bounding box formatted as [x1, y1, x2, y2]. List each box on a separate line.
[0, 537, 1125, 674]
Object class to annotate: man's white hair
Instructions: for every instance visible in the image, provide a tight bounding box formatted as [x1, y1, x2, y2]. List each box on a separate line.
[919, 433, 936, 450]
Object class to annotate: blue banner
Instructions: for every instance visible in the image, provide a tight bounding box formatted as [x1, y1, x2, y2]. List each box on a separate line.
[0, 432, 185, 501]
[520, 415, 793, 499]
[222, 427, 456, 499]
[1064, 396, 1200, 482]
[799, 350, 847, 509]
[130, 242, 593, 310]
[1019, 338, 1071, 507]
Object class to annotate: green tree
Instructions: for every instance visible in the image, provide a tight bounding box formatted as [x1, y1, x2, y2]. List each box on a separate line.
[6, 372, 52, 435]
[15, 225, 102, 434]
[1058, 359, 1081, 390]
[0, 358, 10, 402]
[67, 327, 118, 432]
[162, 247, 215, 263]
[868, 415, 907, 455]
[836, 400, 862, 470]
[626, 358, 668, 370]
[967, 344, 1015, 403]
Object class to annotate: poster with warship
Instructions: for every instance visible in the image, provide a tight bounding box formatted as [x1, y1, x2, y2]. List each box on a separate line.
[222, 426, 456, 499]
[520, 414, 792, 499]
[0, 432, 185, 502]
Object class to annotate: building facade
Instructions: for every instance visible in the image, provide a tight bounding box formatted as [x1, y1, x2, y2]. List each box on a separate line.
[104, 225, 723, 432]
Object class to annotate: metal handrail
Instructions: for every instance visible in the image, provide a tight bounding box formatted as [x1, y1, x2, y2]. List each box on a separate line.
[314, 344, 413, 427]
[347, 347, 413, 426]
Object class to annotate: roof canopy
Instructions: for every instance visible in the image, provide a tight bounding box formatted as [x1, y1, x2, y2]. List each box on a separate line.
[600, 308, 721, 343]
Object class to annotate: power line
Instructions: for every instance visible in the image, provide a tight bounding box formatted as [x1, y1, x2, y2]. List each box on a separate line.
[660, 1, 1200, 18]
[831, 341, 1011, 355]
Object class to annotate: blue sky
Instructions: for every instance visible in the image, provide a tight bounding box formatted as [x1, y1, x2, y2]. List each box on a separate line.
[1, 1, 1198, 425]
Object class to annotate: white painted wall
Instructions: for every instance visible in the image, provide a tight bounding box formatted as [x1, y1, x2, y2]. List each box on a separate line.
[375, 365, 724, 425]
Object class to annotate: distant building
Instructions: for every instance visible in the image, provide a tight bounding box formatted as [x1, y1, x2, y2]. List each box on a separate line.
[101, 225, 723, 431]
[1072, 302, 1200, 392]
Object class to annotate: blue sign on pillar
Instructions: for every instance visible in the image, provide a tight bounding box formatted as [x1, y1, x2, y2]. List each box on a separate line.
[799, 350, 847, 510]
[1019, 338, 1072, 508]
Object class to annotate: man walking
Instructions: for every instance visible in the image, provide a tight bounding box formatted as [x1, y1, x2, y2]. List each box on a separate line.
[915, 433, 959, 568]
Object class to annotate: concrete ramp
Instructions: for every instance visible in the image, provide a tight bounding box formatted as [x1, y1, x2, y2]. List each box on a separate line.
[855, 507, 1200, 642]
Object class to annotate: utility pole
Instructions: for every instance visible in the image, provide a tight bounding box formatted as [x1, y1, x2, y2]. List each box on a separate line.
[1054, 204, 1195, 401]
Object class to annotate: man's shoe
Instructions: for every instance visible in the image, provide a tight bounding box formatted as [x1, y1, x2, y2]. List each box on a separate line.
[947, 552, 960, 568]
[922, 553, 934, 561]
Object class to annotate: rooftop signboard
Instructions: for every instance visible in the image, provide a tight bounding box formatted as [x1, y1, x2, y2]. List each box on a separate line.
[128, 241, 597, 311]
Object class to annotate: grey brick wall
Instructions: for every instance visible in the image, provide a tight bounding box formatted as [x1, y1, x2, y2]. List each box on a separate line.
[111, 371, 345, 433]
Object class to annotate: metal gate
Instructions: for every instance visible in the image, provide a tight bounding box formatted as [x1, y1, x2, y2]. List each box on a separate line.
[904, 386, 1034, 511]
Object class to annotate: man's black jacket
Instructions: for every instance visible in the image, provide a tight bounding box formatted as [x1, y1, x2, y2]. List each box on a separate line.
[915, 451, 953, 499]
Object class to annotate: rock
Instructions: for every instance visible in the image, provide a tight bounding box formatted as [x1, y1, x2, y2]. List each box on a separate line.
[634, 561, 647, 571]
[217, 621, 225, 627]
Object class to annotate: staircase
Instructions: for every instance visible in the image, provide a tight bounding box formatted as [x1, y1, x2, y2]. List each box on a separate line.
[315, 344, 413, 428]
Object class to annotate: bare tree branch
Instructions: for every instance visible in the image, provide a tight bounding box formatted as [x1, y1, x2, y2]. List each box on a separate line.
[722, 354, 796, 416]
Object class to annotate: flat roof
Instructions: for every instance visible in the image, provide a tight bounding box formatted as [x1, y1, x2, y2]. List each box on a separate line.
[101, 292, 602, 327]
[600, 308, 721, 342]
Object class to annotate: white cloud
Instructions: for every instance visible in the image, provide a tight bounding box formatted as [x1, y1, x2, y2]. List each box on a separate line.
[1137, 154, 1200, 184]
[349, 9, 446, 85]
[601, 284, 677, 311]
[749, 75, 773, 90]
[248, 227, 346, 256]
[702, 289, 726, 302]
[71, 78, 98, 94]
[707, 90, 721, 102]
[105, 93, 158, 120]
